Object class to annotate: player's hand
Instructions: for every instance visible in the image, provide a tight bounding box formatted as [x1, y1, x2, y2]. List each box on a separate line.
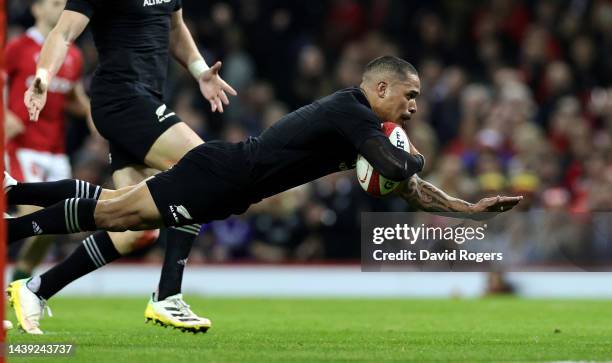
[24, 76, 49, 122]
[198, 61, 237, 113]
[469, 195, 523, 220]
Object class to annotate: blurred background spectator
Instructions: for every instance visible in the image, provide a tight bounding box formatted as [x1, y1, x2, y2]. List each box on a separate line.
[6, 0, 611, 265]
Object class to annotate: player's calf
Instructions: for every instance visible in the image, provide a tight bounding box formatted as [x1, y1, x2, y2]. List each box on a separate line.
[6, 171, 106, 207]
[7, 198, 98, 243]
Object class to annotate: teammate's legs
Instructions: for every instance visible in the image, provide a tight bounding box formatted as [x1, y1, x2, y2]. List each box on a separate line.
[94, 97, 210, 325]
[140, 123, 211, 330]
[143, 123, 205, 300]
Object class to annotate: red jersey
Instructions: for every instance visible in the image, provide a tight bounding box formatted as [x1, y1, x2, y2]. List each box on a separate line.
[5, 28, 83, 154]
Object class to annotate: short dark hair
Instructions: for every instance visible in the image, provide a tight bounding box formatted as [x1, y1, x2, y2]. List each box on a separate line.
[364, 56, 418, 79]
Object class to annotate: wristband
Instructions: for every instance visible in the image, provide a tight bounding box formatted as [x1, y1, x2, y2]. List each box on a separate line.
[188, 59, 209, 79]
[414, 154, 425, 172]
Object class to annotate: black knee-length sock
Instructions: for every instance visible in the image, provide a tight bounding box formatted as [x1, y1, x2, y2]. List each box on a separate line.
[157, 224, 201, 300]
[8, 198, 98, 243]
[28, 231, 121, 300]
[7, 179, 102, 207]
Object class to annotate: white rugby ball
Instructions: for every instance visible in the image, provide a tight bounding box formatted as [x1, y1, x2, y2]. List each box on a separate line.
[356, 122, 410, 197]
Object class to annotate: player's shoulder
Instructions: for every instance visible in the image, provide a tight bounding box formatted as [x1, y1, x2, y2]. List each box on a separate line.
[322, 87, 363, 102]
[320, 87, 375, 116]
[325, 87, 370, 105]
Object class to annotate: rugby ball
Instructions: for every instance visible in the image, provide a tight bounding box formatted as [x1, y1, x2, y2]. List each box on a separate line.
[356, 122, 410, 197]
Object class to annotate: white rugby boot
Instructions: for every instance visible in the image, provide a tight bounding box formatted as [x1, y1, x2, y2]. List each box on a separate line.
[6, 279, 52, 334]
[144, 292, 211, 334]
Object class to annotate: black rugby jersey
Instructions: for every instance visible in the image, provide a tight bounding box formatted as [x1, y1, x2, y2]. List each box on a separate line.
[65, 0, 182, 98]
[181, 88, 424, 203]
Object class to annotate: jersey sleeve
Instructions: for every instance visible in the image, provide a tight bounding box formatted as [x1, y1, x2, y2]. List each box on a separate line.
[65, 0, 99, 18]
[359, 137, 424, 181]
[174, 0, 182, 11]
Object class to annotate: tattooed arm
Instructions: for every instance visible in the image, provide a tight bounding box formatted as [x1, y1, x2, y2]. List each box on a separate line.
[395, 175, 523, 220]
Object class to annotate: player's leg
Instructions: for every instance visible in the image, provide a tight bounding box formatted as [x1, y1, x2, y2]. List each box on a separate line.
[144, 121, 204, 170]
[8, 156, 203, 333]
[95, 98, 207, 311]
[6, 179, 161, 242]
[12, 205, 56, 280]
[12, 152, 80, 280]
[5, 172, 116, 208]
[106, 166, 161, 254]
[101, 139, 210, 332]
[9, 102, 207, 333]
[96, 101, 206, 299]
[7, 180, 163, 334]
[145, 122, 204, 298]
[6, 165, 149, 320]
[7, 150, 58, 281]
[17, 165, 158, 318]
[141, 123, 210, 332]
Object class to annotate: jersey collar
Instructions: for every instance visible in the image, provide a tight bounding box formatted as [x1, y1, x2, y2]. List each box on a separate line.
[355, 86, 373, 109]
[26, 27, 45, 45]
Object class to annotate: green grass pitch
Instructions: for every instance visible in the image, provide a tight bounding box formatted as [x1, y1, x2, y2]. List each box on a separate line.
[5, 297, 612, 362]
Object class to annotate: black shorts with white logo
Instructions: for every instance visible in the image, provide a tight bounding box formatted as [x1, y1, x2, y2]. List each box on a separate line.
[145, 141, 254, 227]
[91, 90, 181, 172]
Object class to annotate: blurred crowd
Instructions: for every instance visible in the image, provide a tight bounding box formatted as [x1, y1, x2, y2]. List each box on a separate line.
[7, 0, 612, 264]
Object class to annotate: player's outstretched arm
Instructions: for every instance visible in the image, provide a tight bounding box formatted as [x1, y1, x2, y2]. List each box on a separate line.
[24, 10, 89, 121]
[396, 175, 523, 220]
[170, 9, 237, 113]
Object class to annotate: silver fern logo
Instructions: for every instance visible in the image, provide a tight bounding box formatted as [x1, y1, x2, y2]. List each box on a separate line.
[32, 221, 42, 235]
[155, 104, 176, 122]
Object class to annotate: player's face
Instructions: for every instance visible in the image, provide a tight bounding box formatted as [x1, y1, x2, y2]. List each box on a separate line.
[34, 0, 66, 28]
[382, 73, 420, 125]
